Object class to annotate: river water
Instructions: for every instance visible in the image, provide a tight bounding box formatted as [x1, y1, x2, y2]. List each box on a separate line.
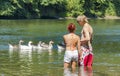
[0, 19, 120, 76]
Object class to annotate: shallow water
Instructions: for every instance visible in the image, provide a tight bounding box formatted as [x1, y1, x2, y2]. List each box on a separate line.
[0, 19, 120, 76]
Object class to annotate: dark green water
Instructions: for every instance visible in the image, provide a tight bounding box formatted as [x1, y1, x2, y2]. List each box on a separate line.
[0, 19, 120, 76]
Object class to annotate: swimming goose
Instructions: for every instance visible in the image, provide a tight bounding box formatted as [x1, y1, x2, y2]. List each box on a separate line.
[8, 44, 17, 50]
[19, 41, 33, 50]
[41, 40, 54, 50]
[57, 42, 65, 50]
[8, 40, 23, 50]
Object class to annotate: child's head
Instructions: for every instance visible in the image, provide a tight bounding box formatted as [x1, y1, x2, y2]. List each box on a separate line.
[67, 23, 76, 33]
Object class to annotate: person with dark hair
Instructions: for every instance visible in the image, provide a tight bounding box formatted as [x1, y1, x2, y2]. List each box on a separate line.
[63, 23, 81, 73]
[76, 15, 93, 68]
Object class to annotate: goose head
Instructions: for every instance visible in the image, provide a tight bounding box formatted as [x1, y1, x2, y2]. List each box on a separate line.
[19, 40, 24, 45]
[49, 40, 54, 45]
[48, 40, 54, 49]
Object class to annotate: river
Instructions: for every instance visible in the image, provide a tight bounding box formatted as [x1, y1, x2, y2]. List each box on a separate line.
[0, 19, 120, 76]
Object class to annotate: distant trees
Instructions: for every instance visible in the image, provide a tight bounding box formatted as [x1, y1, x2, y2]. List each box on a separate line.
[0, 0, 120, 19]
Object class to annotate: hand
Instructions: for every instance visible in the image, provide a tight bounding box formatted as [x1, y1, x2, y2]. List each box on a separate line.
[79, 56, 83, 62]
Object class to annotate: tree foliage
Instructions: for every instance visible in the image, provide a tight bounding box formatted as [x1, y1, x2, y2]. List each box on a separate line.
[0, 0, 120, 19]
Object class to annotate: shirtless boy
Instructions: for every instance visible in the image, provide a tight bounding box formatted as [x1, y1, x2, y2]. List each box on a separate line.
[76, 15, 93, 68]
[63, 23, 81, 73]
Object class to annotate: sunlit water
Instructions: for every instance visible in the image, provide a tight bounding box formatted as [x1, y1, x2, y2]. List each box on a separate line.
[0, 19, 120, 76]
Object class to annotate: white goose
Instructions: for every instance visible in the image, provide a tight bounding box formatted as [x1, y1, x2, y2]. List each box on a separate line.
[57, 42, 65, 50]
[19, 41, 33, 50]
[8, 40, 23, 50]
[41, 40, 54, 50]
[8, 44, 17, 50]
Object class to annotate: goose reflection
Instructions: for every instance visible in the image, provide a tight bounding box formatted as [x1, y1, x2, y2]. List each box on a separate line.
[37, 48, 43, 54]
[48, 49, 54, 64]
[48, 49, 52, 56]
[19, 49, 32, 75]
[19, 49, 32, 62]
[9, 48, 19, 62]
[57, 49, 65, 55]
[9, 48, 13, 58]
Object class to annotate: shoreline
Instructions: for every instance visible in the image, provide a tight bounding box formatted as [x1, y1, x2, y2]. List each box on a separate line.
[0, 16, 120, 20]
[97, 16, 120, 19]
[63, 16, 120, 20]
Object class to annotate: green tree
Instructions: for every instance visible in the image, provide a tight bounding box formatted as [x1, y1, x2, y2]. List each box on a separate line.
[0, 0, 15, 17]
[0, 0, 120, 19]
[65, 0, 84, 17]
[39, 0, 66, 18]
[83, 0, 109, 17]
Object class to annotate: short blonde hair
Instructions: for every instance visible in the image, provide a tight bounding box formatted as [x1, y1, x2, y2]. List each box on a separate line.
[76, 15, 88, 23]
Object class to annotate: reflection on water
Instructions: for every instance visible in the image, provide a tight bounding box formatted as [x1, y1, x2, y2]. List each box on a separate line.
[19, 49, 32, 62]
[48, 49, 52, 56]
[19, 49, 32, 75]
[10, 49, 33, 75]
[37, 48, 45, 54]
[9, 49, 14, 61]
[57, 49, 65, 55]
[63, 66, 93, 76]
[78, 66, 93, 76]
[64, 68, 78, 76]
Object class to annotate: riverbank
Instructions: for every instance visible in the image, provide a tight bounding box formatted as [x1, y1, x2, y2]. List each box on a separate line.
[62, 16, 120, 20]
[0, 16, 120, 20]
[97, 16, 120, 19]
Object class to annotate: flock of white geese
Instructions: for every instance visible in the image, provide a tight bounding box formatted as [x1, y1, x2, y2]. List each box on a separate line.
[8, 40, 65, 51]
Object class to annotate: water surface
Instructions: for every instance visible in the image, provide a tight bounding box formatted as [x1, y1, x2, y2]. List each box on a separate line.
[0, 19, 120, 76]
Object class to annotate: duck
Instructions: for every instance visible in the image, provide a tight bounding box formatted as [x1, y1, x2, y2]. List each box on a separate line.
[57, 42, 65, 50]
[19, 41, 33, 50]
[8, 40, 23, 50]
[41, 40, 54, 50]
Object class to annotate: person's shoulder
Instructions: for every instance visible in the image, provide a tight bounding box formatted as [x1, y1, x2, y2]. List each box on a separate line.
[83, 24, 89, 30]
[84, 23, 88, 27]
[87, 23, 92, 29]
